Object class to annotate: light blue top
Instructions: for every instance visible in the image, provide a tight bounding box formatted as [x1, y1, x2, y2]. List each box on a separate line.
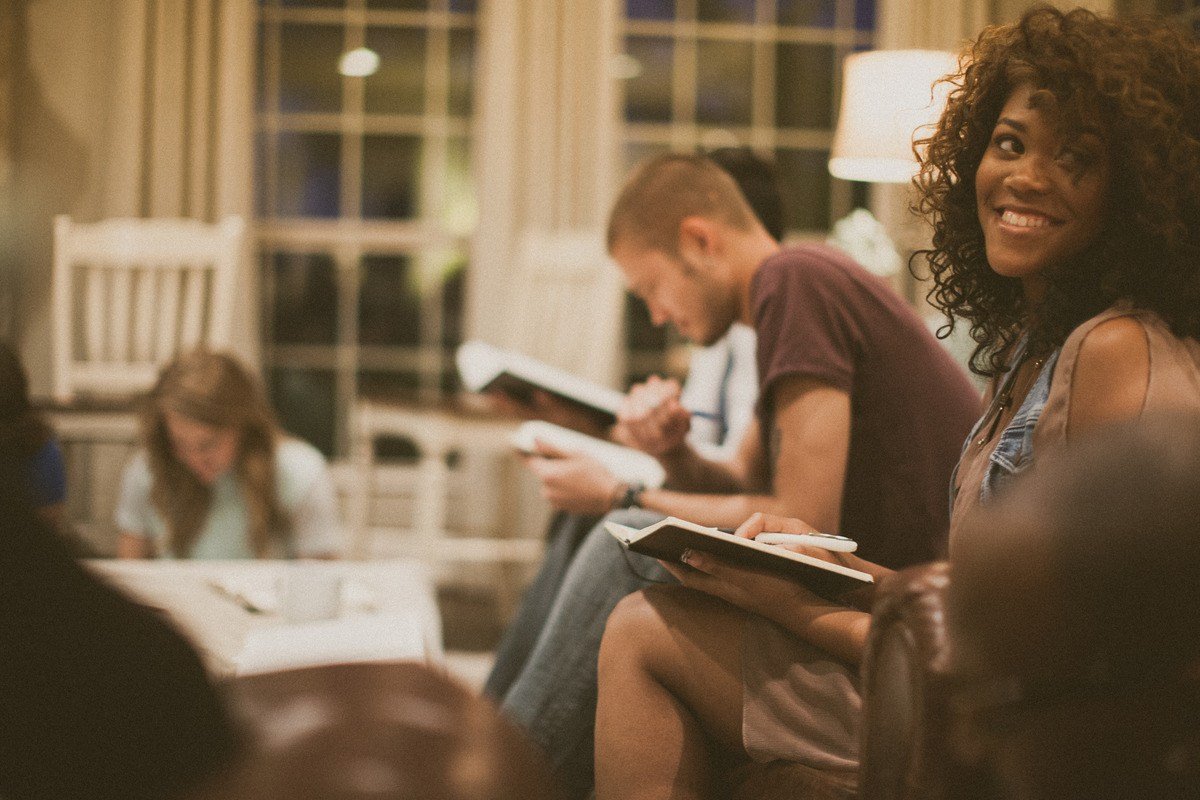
[116, 438, 342, 559]
[680, 322, 759, 461]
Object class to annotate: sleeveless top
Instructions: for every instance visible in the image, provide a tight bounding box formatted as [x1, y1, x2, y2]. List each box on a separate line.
[949, 304, 1200, 549]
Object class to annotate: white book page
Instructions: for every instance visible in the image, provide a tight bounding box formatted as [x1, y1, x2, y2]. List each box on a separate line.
[513, 421, 666, 487]
[456, 340, 625, 414]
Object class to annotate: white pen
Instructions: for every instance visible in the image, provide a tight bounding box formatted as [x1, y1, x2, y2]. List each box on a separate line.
[752, 531, 858, 553]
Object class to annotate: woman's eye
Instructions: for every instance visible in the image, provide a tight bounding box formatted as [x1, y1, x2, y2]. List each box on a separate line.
[994, 134, 1022, 155]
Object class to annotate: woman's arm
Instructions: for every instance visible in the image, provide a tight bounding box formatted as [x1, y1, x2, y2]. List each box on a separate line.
[1066, 316, 1151, 438]
[659, 553, 873, 665]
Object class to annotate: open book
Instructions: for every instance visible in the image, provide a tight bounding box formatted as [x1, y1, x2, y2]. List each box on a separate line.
[456, 340, 625, 429]
[606, 517, 873, 602]
[512, 421, 666, 488]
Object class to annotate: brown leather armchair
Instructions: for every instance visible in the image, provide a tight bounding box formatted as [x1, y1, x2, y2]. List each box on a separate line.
[725, 562, 964, 800]
[858, 562, 953, 800]
[859, 562, 998, 800]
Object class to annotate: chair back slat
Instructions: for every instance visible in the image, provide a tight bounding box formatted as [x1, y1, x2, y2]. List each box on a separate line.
[83, 265, 108, 363]
[50, 215, 246, 402]
[131, 268, 158, 362]
[178, 264, 207, 350]
[107, 265, 133, 363]
[155, 268, 183, 362]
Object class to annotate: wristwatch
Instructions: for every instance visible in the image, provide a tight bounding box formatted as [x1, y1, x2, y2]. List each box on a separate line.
[614, 481, 646, 510]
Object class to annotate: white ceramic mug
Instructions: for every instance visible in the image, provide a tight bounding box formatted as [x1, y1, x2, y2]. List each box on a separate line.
[279, 564, 342, 623]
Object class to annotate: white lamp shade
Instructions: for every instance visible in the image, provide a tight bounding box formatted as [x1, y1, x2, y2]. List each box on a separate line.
[828, 49, 958, 184]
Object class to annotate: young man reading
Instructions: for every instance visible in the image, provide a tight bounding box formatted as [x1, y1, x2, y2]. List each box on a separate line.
[492, 154, 979, 798]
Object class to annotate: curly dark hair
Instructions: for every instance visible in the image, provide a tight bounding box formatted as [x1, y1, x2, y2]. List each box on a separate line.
[913, 6, 1200, 377]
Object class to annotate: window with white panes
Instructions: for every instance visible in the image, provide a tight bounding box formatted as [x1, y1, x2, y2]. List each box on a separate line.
[619, 0, 874, 384]
[256, 0, 476, 456]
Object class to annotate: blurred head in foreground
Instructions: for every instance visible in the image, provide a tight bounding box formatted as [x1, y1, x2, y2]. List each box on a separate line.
[947, 413, 1200, 800]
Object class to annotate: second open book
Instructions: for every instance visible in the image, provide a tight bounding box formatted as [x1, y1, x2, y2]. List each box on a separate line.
[606, 517, 873, 603]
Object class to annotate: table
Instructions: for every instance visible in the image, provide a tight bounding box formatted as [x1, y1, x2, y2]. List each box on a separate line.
[87, 559, 443, 678]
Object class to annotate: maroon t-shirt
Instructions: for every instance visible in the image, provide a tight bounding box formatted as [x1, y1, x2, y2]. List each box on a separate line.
[751, 244, 980, 569]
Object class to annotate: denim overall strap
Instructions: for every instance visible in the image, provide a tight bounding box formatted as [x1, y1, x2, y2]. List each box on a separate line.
[978, 347, 1061, 504]
[948, 335, 1031, 512]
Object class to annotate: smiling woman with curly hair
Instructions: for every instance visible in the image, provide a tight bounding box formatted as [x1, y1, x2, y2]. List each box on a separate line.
[917, 5, 1200, 377]
[592, 8, 1200, 799]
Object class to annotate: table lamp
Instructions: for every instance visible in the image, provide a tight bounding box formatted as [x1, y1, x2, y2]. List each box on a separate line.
[828, 49, 958, 184]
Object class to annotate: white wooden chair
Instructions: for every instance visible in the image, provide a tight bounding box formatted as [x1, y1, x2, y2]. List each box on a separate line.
[341, 400, 544, 565]
[50, 215, 244, 402]
[505, 228, 625, 386]
[45, 215, 244, 552]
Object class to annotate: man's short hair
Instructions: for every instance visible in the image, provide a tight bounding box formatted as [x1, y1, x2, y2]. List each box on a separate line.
[606, 153, 760, 256]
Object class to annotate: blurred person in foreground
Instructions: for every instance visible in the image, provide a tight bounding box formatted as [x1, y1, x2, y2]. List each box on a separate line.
[948, 414, 1200, 800]
[0, 419, 236, 799]
[0, 341, 68, 533]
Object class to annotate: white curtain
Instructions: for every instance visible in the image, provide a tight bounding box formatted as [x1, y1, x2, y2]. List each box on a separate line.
[465, 0, 627, 387]
[12, 0, 256, 392]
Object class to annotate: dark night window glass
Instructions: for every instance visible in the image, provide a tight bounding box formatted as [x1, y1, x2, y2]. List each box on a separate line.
[256, 22, 269, 113]
[449, 28, 476, 117]
[268, 251, 339, 345]
[776, 0, 837, 27]
[623, 36, 674, 123]
[449, 0, 477, 11]
[445, 137, 473, 225]
[358, 254, 422, 346]
[279, 23, 343, 113]
[855, 0, 876, 30]
[366, 0, 428, 9]
[362, 135, 422, 219]
[358, 370, 423, 406]
[254, 133, 269, 218]
[775, 148, 831, 231]
[696, 39, 753, 125]
[775, 43, 835, 129]
[626, 0, 674, 20]
[275, 132, 341, 218]
[365, 27, 426, 115]
[441, 257, 467, 348]
[270, 367, 337, 456]
[697, 0, 755, 23]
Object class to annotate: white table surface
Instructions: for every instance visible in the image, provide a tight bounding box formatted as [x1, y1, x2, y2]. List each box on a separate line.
[86, 559, 443, 678]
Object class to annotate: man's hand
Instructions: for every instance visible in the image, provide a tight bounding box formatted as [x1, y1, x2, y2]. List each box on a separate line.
[523, 440, 623, 515]
[612, 376, 691, 457]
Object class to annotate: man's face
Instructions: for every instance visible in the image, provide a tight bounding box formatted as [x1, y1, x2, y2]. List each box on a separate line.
[611, 238, 735, 346]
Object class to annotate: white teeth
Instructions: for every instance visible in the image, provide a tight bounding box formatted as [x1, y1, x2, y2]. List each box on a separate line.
[1001, 210, 1049, 228]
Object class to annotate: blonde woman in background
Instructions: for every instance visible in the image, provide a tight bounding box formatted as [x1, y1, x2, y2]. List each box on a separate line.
[116, 350, 341, 559]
